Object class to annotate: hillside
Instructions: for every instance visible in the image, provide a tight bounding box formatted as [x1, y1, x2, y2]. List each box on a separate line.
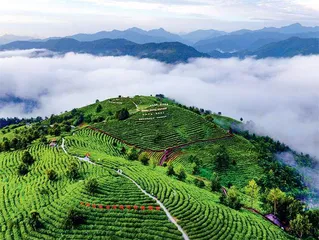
[0, 38, 208, 63]
[194, 31, 319, 53]
[244, 37, 319, 58]
[0, 95, 317, 239]
[208, 37, 319, 59]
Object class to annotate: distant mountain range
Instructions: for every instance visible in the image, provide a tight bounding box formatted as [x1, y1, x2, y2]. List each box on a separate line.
[0, 38, 208, 63]
[0, 34, 34, 45]
[194, 29, 319, 53]
[1, 23, 319, 61]
[67, 27, 191, 45]
[209, 37, 319, 59]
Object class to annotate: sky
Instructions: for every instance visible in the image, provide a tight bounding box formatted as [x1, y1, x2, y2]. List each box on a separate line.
[0, 0, 319, 37]
[0, 50, 318, 159]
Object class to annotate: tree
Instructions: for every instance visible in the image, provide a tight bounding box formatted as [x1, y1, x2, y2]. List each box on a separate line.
[306, 209, 319, 238]
[46, 169, 57, 181]
[116, 108, 130, 120]
[240, 117, 243, 122]
[85, 178, 99, 195]
[22, 151, 35, 165]
[53, 126, 61, 136]
[64, 209, 86, 229]
[138, 152, 150, 165]
[176, 167, 186, 181]
[277, 196, 304, 223]
[220, 186, 242, 210]
[267, 188, 286, 215]
[167, 165, 175, 176]
[215, 145, 230, 170]
[3, 140, 10, 151]
[40, 136, 47, 144]
[67, 162, 79, 180]
[290, 214, 312, 239]
[244, 179, 260, 208]
[150, 158, 157, 169]
[18, 163, 29, 176]
[211, 172, 221, 192]
[29, 210, 42, 230]
[194, 179, 205, 188]
[127, 147, 138, 160]
[96, 104, 102, 113]
[192, 162, 201, 175]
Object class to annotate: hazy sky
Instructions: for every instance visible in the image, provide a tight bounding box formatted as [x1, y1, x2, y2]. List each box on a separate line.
[0, 0, 319, 37]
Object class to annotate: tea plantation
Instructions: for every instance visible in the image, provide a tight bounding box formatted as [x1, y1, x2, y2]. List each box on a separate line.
[0, 95, 316, 239]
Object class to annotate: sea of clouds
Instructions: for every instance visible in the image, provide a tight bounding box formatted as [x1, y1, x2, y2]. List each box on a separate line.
[0, 50, 318, 159]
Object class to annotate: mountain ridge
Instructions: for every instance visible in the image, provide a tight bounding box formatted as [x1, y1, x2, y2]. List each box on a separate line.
[0, 38, 208, 63]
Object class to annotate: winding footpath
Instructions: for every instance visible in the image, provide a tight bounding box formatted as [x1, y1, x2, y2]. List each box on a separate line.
[60, 138, 190, 240]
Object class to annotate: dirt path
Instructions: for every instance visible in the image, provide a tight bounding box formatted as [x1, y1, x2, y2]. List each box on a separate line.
[61, 138, 189, 240]
[117, 169, 190, 240]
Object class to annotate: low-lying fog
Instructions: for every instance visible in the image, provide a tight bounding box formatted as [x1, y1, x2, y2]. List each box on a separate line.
[0, 50, 318, 160]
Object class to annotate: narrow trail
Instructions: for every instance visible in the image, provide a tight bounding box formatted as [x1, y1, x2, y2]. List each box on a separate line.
[61, 138, 190, 240]
[117, 169, 190, 240]
[61, 138, 96, 165]
[131, 100, 139, 110]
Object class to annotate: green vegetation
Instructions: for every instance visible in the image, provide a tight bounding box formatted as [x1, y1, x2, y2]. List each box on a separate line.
[0, 95, 317, 239]
[220, 186, 243, 210]
[95, 104, 227, 150]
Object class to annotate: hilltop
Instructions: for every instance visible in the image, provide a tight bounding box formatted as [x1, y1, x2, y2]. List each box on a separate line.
[0, 95, 318, 239]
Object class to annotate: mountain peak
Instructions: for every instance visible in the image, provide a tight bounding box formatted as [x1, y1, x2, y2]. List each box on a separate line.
[288, 23, 302, 27]
[127, 27, 145, 33]
[151, 28, 167, 33]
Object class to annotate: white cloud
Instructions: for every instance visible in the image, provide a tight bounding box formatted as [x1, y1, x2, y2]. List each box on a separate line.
[0, 51, 318, 159]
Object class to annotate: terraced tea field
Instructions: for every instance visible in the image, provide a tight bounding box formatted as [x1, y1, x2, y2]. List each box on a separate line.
[0, 145, 183, 239]
[171, 135, 263, 187]
[0, 96, 301, 240]
[94, 105, 227, 150]
[62, 134, 293, 240]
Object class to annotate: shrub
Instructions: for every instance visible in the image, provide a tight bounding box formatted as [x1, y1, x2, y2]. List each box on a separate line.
[138, 152, 150, 165]
[220, 186, 242, 210]
[67, 162, 79, 180]
[46, 169, 57, 181]
[85, 178, 99, 195]
[214, 145, 230, 170]
[127, 148, 138, 160]
[115, 108, 129, 120]
[29, 211, 42, 230]
[211, 172, 221, 192]
[18, 163, 29, 176]
[176, 167, 186, 181]
[64, 209, 86, 229]
[167, 165, 175, 176]
[96, 104, 102, 113]
[22, 151, 34, 165]
[194, 179, 205, 188]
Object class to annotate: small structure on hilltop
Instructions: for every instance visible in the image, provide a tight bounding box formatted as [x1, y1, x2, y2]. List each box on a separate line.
[84, 153, 91, 161]
[49, 139, 57, 147]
